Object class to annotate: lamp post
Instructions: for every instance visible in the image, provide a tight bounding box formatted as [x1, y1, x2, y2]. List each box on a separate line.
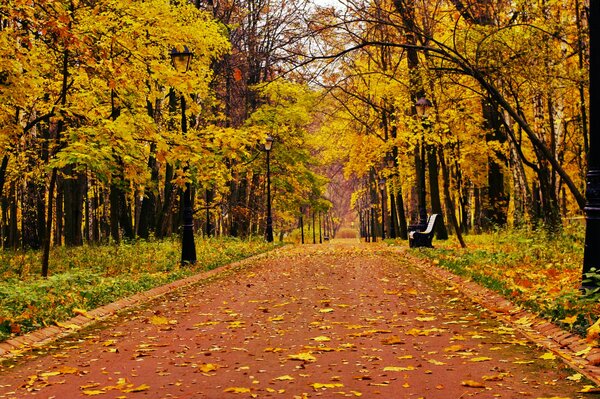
[171, 47, 196, 264]
[415, 97, 432, 228]
[386, 155, 397, 239]
[583, 2, 600, 288]
[379, 178, 386, 240]
[265, 135, 274, 243]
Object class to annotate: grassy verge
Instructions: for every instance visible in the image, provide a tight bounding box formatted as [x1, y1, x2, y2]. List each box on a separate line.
[397, 225, 597, 337]
[0, 237, 275, 342]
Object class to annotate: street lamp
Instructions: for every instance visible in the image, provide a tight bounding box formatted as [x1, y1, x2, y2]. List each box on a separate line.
[386, 154, 398, 239]
[415, 97, 431, 227]
[379, 178, 386, 240]
[171, 46, 196, 264]
[265, 135, 274, 242]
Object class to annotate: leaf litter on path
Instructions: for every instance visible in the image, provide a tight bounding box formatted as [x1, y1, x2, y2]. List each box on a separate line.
[0, 241, 594, 398]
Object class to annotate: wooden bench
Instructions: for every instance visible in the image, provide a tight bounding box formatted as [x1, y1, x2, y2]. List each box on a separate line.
[408, 214, 438, 248]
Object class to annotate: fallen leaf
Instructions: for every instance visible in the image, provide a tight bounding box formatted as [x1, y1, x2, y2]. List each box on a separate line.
[319, 308, 334, 313]
[224, 387, 252, 393]
[288, 352, 317, 362]
[539, 352, 556, 360]
[274, 375, 294, 381]
[469, 357, 492, 362]
[561, 315, 578, 325]
[82, 390, 105, 396]
[383, 366, 415, 371]
[312, 336, 331, 342]
[149, 316, 169, 325]
[198, 363, 219, 373]
[123, 384, 150, 393]
[310, 382, 344, 390]
[566, 373, 582, 382]
[461, 380, 485, 388]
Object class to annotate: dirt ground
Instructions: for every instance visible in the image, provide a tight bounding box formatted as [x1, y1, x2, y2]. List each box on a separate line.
[0, 240, 594, 398]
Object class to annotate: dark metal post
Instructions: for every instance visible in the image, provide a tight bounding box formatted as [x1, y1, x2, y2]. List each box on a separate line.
[300, 207, 305, 244]
[319, 212, 323, 243]
[418, 133, 428, 226]
[312, 211, 316, 244]
[265, 147, 273, 242]
[205, 189, 212, 237]
[180, 95, 196, 264]
[583, 1, 600, 287]
[379, 179, 386, 240]
[370, 207, 377, 242]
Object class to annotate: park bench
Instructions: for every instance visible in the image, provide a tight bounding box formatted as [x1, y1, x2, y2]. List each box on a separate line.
[408, 214, 439, 248]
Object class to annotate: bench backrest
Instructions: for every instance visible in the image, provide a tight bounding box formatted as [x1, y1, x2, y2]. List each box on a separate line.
[422, 214, 438, 234]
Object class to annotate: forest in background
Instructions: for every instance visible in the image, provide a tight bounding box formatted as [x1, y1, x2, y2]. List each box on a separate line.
[0, 0, 591, 272]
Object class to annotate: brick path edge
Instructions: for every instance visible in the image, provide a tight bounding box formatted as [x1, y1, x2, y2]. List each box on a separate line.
[399, 247, 600, 386]
[0, 251, 270, 362]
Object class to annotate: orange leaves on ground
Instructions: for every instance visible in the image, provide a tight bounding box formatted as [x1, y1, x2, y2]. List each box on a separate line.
[587, 318, 600, 342]
[81, 378, 149, 396]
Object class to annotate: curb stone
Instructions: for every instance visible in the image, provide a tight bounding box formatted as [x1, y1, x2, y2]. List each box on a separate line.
[0, 251, 270, 362]
[399, 247, 600, 386]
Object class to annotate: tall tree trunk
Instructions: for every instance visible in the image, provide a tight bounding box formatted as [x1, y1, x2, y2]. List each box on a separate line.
[63, 168, 85, 246]
[427, 145, 448, 239]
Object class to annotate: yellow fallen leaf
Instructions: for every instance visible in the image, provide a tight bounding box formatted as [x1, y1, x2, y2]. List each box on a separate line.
[402, 382, 410, 388]
[319, 308, 334, 313]
[58, 366, 79, 374]
[55, 321, 81, 330]
[264, 347, 285, 353]
[273, 375, 294, 381]
[461, 380, 485, 388]
[470, 357, 492, 362]
[123, 384, 150, 393]
[427, 359, 445, 365]
[576, 346, 592, 357]
[82, 390, 105, 396]
[416, 316, 436, 321]
[539, 352, 556, 360]
[567, 373, 583, 382]
[349, 391, 362, 397]
[73, 308, 94, 319]
[288, 352, 317, 362]
[269, 316, 284, 322]
[483, 373, 507, 381]
[312, 336, 331, 342]
[580, 385, 600, 393]
[381, 336, 404, 345]
[40, 371, 61, 377]
[228, 321, 245, 328]
[383, 366, 415, 371]
[224, 387, 252, 393]
[310, 383, 344, 390]
[150, 316, 169, 325]
[561, 315, 578, 325]
[198, 363, 219, 373]
[444, 344, 464, 352]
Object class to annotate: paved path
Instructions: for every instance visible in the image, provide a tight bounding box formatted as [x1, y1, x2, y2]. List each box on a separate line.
[0, 241, 591, 398]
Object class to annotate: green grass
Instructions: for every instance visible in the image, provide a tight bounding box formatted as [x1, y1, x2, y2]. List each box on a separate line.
[0, 237, 275, 342]
[398, 225, 596, 336]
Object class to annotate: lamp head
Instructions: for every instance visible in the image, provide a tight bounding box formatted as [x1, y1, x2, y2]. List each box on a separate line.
[170, 46, 193, 73]
[415, 97, 432, 117]
[265, 135, 274, 151]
